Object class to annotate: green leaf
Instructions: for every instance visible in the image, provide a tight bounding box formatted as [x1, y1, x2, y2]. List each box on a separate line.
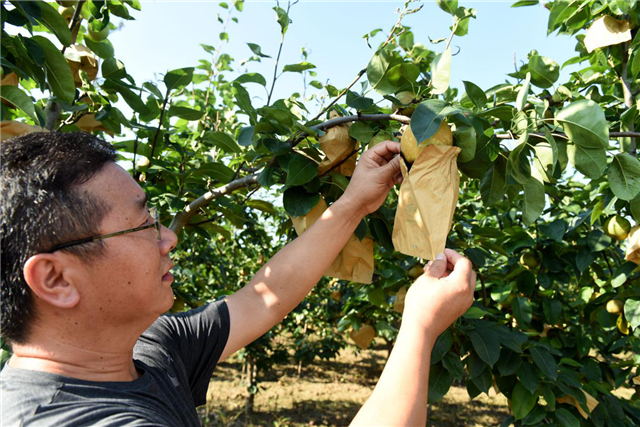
[204, 131, 242, 154]
[530, 347, 557, 380]
[436, 0, 458, 15]
[411, 99, 459, 143]
[36, 1, 72, 47]
[284, 155, 318, 186]
[102, 79, 148, 114]
[543, 299, 562, 325]
[516, 72, 531, 112]
[523, 177, 545, 226]
[366, 46, 397, 94]
[462, 80, 487, 109]
[257, 165, 279, 188]
[346, 90, 373, 110]
[608, 153, 640, 201]
[191, 162, 235, 183]
[282, 62, 316, 73]
[349, 121, 375, 143]
[517, 362, 539, 393]
[431, 48, 451, 95]
[480, 158, 506, 206]
[531, 130, 557, 183]
[427, 364, 453, 403]
[468, 329, 500, 367]
[497, 350, 522, 376]
[273, 6, 290, 34]
[527, 54, 559, 88]
[625, 299, 640, 329]
[283, 187, 319, 217]
[453, 125, 476, 162]
[32, 36, 75, 104]
[507, 133, 532, 185]
[164, 67, 194, 93]
[84, 37, 115, 59]
[232, 83, 256, 123]
[512, 0, 539, 6]
[168, 105, 204, 121]
[588, 229, 612, 252]
[247, 42, 271, 58]
[431, 329, 453, 364]
[442, 352, 464, 381]
[556, 99, 609, 149]
[233, 72, 267, 86]
[555, 408, 580, 427]
[237, 126, 255, 147]
[101, 58, 127, 80]
[611, 261, 637, 288]
[0, 85, 37, 121]
[513, 297, 532, 326]
[566, 144, 606, 179]
[512, 383, 538, 420]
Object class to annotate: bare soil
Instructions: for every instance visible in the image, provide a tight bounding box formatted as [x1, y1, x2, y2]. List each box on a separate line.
[200, 345, 510, 427]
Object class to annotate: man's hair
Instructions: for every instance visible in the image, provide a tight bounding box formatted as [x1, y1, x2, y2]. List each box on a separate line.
[1, 131, 117, 344]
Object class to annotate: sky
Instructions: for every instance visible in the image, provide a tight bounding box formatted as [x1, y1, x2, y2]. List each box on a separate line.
[106, 0, 583, 113]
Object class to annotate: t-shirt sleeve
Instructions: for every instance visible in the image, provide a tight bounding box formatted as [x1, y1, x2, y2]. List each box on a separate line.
[136, 299, 230, 406]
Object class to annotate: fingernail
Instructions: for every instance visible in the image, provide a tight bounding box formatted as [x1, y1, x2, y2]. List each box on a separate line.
[436, 253, 446, 260]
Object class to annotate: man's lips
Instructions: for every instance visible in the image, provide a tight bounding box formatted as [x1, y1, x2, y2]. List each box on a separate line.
[162, 264, 175, 282]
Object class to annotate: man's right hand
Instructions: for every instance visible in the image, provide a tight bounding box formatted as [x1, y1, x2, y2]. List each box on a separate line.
[403, 248, 477, 338]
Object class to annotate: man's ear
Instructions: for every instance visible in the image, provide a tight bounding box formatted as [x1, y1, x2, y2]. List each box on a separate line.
[23, 254, 80, 309]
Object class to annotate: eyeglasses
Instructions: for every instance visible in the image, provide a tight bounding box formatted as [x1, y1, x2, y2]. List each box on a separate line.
[46, 207, 161, 253]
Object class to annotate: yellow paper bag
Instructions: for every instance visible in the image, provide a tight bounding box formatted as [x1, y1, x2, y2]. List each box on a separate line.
[317, 111, 358, 177]
[0, 121, 46, 141]
[291, 196, 374, 283]
[625, 225, 640, 265]
[392, 144, 461, 260]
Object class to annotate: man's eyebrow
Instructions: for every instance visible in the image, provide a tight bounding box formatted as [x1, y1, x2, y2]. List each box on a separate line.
[136, 193, 149, 211]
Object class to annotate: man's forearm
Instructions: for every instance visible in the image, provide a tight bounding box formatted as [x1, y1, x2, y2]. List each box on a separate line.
[244, 195, 365, 324]
[351, 323, 436, 426]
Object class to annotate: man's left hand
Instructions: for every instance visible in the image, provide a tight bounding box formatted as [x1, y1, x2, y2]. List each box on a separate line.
[342, 141, 403, 216]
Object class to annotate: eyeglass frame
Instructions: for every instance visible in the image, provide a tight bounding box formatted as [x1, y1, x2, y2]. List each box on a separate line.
[45, 207, 161, 253]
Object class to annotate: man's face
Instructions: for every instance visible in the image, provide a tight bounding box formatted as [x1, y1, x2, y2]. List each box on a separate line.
[75, 162, 178, 326]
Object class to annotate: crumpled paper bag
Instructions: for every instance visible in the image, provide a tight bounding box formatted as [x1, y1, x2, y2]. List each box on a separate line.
[625, 225, 640, 264]
[291, 196, 374, 283]
[317, 111, 358, 177]
[0, 121, 46, 141]
[392, 144, 461, 260]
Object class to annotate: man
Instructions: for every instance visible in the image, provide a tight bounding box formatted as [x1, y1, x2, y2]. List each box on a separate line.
[1, 131, 476, 426]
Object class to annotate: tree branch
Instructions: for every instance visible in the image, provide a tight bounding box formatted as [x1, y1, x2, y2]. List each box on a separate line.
[170, 113, 410, 233]
[495, 131, 640, 139]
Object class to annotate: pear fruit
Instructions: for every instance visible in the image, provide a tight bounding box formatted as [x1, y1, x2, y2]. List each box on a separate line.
[400, 120, 452, 165]
[604, 216, 631, 241]
[520, 251, 540, 269]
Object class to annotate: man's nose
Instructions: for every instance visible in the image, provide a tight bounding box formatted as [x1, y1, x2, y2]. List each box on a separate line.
[160, 224, 178, 253]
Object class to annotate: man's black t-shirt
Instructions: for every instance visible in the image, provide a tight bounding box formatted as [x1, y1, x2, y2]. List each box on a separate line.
[0, 300, 230, 426]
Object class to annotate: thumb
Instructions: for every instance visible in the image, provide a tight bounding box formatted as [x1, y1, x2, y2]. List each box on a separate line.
[383, 155, 401, 178]
[424, 253, 447, 279]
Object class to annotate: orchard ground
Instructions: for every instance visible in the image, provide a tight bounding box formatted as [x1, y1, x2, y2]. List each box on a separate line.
[200, 342, 510, 427]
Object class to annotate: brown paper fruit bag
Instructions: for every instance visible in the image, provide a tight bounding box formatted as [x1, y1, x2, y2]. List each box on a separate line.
[625, 225, 640, 265]
[0, 121, 46, 141]
[392, 144, 461, 260]
[291, 196, 374, 283]
[350, 324, 375, 349]
[317, 111, 358, 177]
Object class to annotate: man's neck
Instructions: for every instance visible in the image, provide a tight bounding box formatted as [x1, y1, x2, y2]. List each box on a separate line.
[9, 326, 142, 382]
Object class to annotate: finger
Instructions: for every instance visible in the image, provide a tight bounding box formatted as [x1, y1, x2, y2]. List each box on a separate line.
[444, 248, 474, 278]
[370, 141, 400, 162]
[383, 156, 401, 179]
[469, 270, 477, 294]
[424, 252, 447, 279]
